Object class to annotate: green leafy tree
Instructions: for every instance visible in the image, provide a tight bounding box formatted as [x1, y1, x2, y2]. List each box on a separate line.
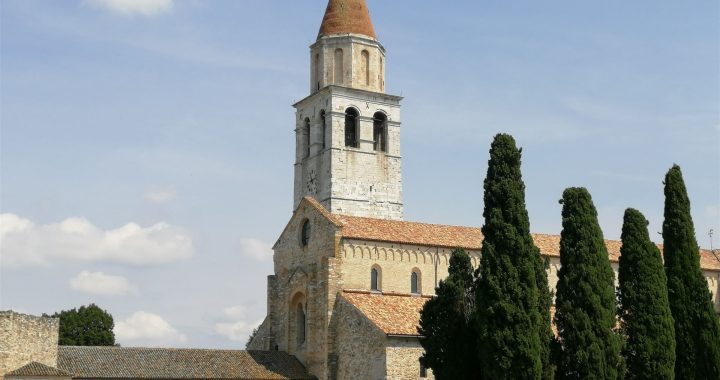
[662, 165, 720, 379]
[554, 188, 622, 379]
[618, 208, 675, 379]
[418, 248, 478, 380]
[475, 133, 546, 379]
[50, 304, 115, 346]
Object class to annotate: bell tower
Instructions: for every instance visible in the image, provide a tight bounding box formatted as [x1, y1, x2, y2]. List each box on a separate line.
[293, 0, 404, 220]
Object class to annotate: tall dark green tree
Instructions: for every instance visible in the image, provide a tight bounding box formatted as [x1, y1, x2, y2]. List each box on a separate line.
[418, 248, 478, 380]
[49, 304, 115, 346]
[475, 133, 548, 379]
[618, 208, 675, 379]
[662, 165, 720, 379]
[554, 188, 622, 379]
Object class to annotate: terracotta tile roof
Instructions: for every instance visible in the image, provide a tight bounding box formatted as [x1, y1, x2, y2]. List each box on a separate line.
[341, 290, 431, 336]
[318, 0, 377, 40]
[336, 215, 482, 250]
[6, 362, 71, 377]
[334, 214, 720, 271]
[303, 197, 342, 227]
[56, 347, 313, 380]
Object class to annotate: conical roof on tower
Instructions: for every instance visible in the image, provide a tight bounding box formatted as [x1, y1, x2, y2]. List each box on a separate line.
[317, 0, 377, 40]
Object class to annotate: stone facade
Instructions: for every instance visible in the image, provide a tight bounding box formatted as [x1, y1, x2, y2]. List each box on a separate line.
[385, 339, 434, 380]
[340, 240, 480, 296]
[0, 312, 59, 377]
[310, 35, 385, 94]
[329, 296, 387, 380]
[294, 27, 403, 222]
[265, 200, 343, 379]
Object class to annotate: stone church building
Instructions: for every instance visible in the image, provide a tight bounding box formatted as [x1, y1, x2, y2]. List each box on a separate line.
[2, 1, 719, 380]
[246, 0, 720, 379]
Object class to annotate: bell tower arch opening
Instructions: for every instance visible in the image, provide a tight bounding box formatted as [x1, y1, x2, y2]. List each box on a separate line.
[344, 108, 359, 148]
[373, 111, 387, 152]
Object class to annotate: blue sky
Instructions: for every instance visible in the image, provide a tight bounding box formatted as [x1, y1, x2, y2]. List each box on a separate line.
[1, 0, 718, 348]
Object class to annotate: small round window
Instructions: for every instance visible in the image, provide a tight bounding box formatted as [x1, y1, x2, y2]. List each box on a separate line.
[301, 220, 311, 246]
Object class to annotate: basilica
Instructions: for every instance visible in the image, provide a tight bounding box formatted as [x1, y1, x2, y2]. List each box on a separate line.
[246, 0, 720, 379]
[1, 1, 719, 380]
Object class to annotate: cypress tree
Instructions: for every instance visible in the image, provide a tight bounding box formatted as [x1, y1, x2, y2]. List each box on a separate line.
[554, 187, 622, 379]
[475, 133, 545, 379]
[662, 165, 720, 379]
[418, 248, 478, 380]
[618, 208, 675, 379]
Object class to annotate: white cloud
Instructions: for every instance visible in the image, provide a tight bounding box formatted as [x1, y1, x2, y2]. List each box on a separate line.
[115, 311, 187, 344]
[215, 319, 262, 343]
[222, 305, 247, 319]
[69, 271, 135, 296]
[143, 189, 177, 204]
[238, 238, 273, 261]
[83, 0, 174, 16]
[214, 304, 262, 343]
[0, 213, 193, 267]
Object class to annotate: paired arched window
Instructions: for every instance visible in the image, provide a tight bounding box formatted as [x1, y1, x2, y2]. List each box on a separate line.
[411, 269, 421, 294]
[296, 303, 306, 346]
[371, 266, 381, 291]
[334, 48, 344, 84]
[373, 112, 387, 152]
[303, 118, 311, 158]
[345, 108, 359, 148]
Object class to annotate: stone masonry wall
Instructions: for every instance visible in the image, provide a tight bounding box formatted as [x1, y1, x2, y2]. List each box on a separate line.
[0, 311, 59, 377]
[269, 200, 342, 379]
[310, 35, 385, 94]
[340, 241, 480, 295]
[294, 85, 404, 221]
[385, 337, 435, 380]
[338, 240, 720, 313]
[329, 296, 386, 380]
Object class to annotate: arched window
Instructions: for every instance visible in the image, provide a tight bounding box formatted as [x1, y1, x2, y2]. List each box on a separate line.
[301, 220, 310, 246]
[320, 110, 326, 150]
[304, 118, 311, 158]
[371, 266, 381, 291]
[296, 303, 306, 346]
[334, 48, 344, 85]
[410, 268, 422, 294]
[345, 108, 359, 148]
[373, 112, 387, 152]
[361, 50, 370, 86]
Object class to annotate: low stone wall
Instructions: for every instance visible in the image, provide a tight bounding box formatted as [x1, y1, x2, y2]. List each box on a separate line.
[0, 311, 59, 377]
[385, 338, 434, 380]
